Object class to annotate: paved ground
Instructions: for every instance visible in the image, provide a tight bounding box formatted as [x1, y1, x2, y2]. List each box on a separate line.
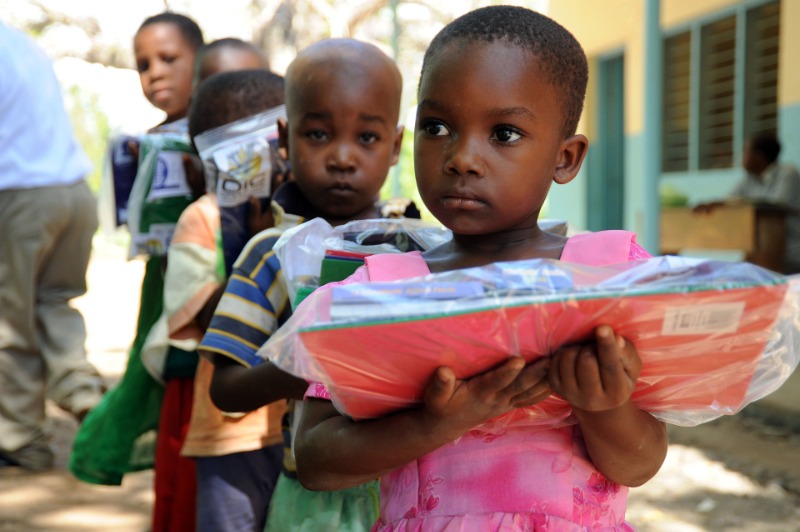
[1, 237, 799, 531]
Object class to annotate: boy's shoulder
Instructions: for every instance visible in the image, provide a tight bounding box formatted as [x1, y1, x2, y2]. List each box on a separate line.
[231, 202, 305, 277]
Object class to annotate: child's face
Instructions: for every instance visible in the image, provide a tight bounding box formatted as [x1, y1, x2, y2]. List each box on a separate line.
[415, 41, 585, 236]
[134, 22, 197, 122]
[279, 63, 402, 222]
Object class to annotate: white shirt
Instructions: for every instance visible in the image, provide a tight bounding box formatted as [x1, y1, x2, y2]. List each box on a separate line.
[731, 163, 800, 268]
[0, 21, 91, 190]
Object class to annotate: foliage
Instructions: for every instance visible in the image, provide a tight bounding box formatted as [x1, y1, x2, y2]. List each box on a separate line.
[66, 85, 110, 193]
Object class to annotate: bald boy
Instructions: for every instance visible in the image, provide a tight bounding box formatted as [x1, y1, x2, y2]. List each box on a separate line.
[198, 38, 411, 531]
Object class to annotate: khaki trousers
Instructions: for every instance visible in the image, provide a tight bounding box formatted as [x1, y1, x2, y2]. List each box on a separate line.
[0, 180, 104, 452]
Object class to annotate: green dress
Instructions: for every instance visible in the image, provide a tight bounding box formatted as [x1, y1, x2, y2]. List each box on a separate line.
[69, 257, 165, 484]
[69, 131, 196, 485]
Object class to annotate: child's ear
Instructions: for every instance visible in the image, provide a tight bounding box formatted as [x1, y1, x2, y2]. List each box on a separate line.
[390, 125, 404, 166]
[277, 117, 289, 160]
[553, 134, 589, 185]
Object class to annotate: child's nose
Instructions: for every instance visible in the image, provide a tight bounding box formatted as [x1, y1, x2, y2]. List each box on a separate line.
[326, 142, 357, 172]
[445, 135, 484, 177]
[148, 59, 168, 79]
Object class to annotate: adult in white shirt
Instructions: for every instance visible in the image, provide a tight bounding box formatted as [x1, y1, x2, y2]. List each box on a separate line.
[0, 21, 105, 471]
[730, 133, 800, 274]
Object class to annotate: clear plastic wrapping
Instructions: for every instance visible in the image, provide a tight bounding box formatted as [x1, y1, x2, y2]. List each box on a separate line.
[260, 250, 800, 427]
[126, 132, 195, 258]
[274, 217, 453, 307]
[194, 105, 287, 274]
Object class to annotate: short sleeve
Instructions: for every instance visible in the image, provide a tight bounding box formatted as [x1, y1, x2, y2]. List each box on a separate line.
[200, 231, 289, 367]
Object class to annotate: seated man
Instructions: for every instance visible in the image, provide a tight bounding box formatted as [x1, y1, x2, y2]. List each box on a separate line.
[696, 133, 800, 274]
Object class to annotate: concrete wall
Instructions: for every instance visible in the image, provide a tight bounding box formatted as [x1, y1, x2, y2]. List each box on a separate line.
[548, 0, 800, 424]
[547, 0, 800, 237]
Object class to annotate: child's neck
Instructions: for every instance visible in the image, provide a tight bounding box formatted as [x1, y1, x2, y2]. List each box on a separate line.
[324, 204, 382, 228]
[425, 226, 566, 273]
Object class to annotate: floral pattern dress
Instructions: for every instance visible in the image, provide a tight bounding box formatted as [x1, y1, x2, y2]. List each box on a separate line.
[304, 231, 650, 531]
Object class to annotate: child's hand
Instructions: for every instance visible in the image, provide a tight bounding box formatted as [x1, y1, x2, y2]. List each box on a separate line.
[422, 357, 551, 438]
[549, 325, 640, 412]
[247, 196, 275, 237]
[181, 153, 206, 199]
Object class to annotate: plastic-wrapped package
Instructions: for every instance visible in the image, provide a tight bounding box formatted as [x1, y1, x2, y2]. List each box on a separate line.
[274, 217, 453, 308]
[194, 105, 287, 275]
[275, 217, 565, 308]
[260, 254, 800, 427]
[126, 132, 196, 258]
[96, 134, 140, 230]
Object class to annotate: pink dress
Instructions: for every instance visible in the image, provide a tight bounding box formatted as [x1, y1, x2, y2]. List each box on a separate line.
[306, 231, 650, 531]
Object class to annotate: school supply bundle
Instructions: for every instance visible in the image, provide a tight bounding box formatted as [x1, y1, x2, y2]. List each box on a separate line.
[126, 132, 196, 258]
[194, 106, 287, 275]
[276, 217, 567, 308]
[102, 134, 140, 227]
[275, 217, 452, 308]
[262, 253, 800, 427]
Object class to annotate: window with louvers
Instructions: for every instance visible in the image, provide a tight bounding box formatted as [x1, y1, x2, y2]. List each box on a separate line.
[744, 2, 780, 139]
[662, 31, 691, 172]
[660, 1, 779, 173]
[698, 16, 736, 169]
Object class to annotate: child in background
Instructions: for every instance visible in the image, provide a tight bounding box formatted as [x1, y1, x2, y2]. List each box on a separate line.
[176, 73, 289, 532]
[135, 12, 203, 132]
[69, 12, 203, 486]
[197, 39, 415, 531]
[150, 42, 273, 532]
[293, 7, 668, 530]
[194, 38, 269, 87]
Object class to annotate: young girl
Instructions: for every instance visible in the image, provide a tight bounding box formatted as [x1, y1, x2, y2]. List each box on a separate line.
[134, 12, 202, 131]
[292, 7, 668, 530]
[69, 11, 203, 489]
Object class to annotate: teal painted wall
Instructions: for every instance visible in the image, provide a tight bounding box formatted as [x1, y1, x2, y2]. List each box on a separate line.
[547, 158, 588, 233]
[623, 133, 649, 248]
[779, 102, 800, 168]
[548, 103, 800, 252]
[660, 101, 800, 205]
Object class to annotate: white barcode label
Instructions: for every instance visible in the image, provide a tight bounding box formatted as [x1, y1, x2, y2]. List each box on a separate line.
[662, 302, 745, 335]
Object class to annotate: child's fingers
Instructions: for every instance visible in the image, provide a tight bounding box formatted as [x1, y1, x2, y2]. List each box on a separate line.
[549, 346, 578, 395]
[472, 357, 526, 394]
[616, 335, 642, 381]
[423, 366, 457, 414]
[509, 358, 552, 407]
[595, 325, 631, 392]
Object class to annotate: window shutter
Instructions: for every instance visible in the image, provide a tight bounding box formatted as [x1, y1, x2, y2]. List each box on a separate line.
[698, 16, 736, 170]
[662, 31, 691, 172]
[744, 2, 780, 138]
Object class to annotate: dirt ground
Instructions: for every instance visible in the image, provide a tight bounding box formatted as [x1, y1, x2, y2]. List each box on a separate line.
[1, 237, 799, 531]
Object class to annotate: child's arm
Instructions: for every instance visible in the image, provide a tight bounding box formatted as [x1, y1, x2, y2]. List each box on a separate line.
[295, 356, 552, 491]
[207, 353, 308, 412]
[549, 325, 668, 487]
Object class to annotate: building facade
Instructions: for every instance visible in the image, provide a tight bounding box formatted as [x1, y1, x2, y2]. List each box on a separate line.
[547, 0, 800, 253]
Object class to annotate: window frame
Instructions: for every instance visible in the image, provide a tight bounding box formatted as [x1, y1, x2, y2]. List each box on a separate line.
[661, 0, 779, 175]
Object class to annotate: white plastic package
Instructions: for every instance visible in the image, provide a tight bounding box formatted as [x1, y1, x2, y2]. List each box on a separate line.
[259, 247, 800, 427]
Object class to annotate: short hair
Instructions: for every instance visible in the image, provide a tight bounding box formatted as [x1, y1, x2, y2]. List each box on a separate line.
[420, 6, 588, 138]
[138, 12, 204, 51]
[194, 38, 268, 85]
[189, 69, 285, 140]
[749, 132, 781, 163]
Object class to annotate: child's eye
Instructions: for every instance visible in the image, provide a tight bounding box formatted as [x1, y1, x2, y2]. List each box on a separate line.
[305, 130, 328, 142]
[421, 121, 450, 137]
[359, 132, 379, 144]
[136, 60, 149, 73]
[162, 55, 177, 64]
[491, 126, 522, 143]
